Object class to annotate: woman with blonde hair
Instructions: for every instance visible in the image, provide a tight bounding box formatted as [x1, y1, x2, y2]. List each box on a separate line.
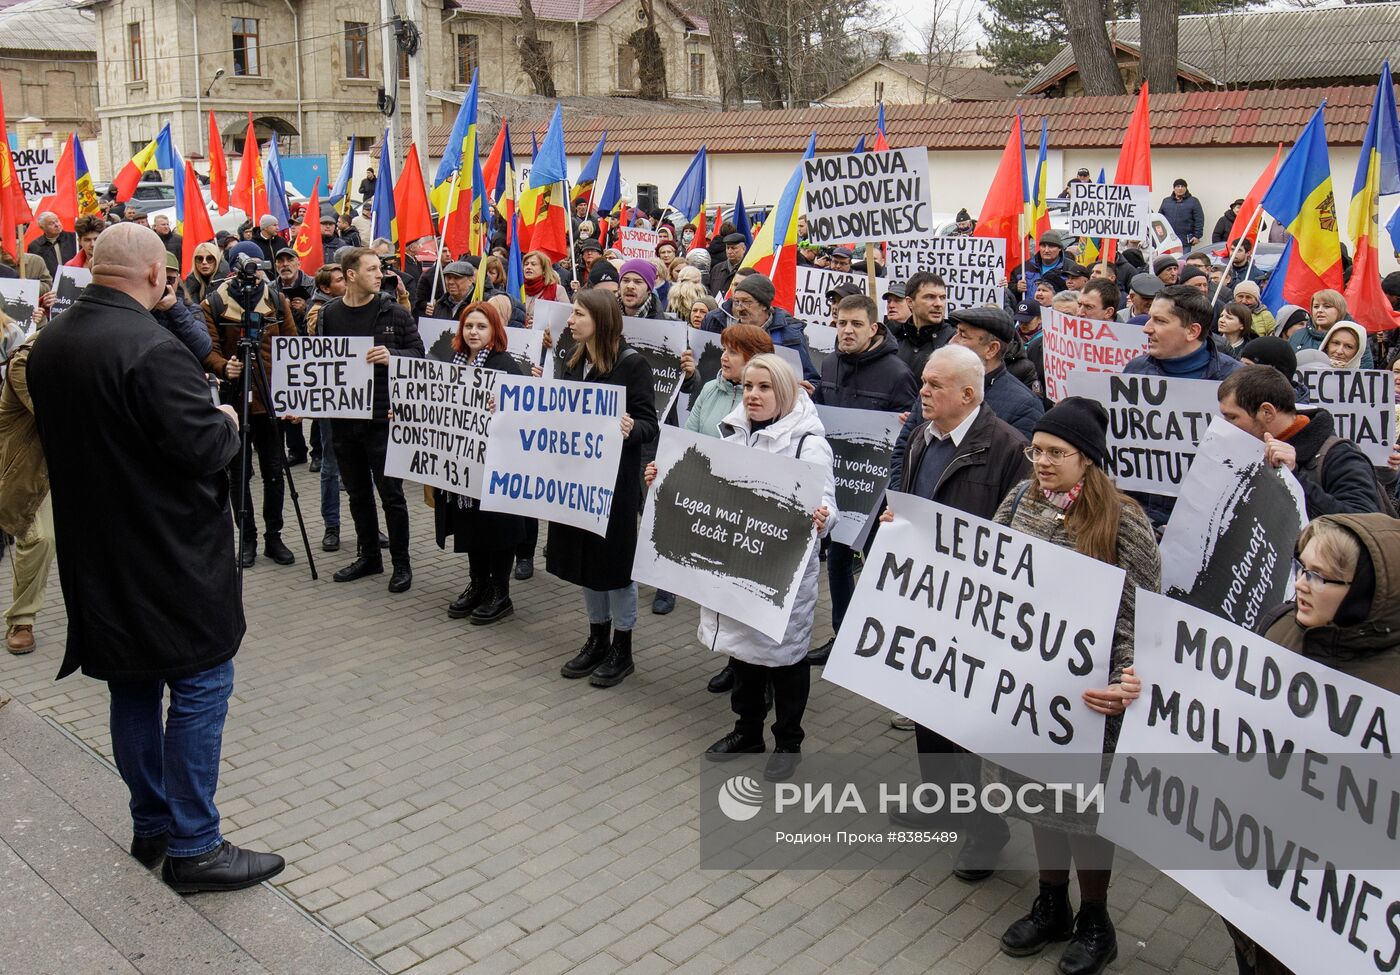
[184, 241, 226, 304]
[1292, 289, 1374, 367]
[522, 250, 561, 303]
[667, 280, 706, 320]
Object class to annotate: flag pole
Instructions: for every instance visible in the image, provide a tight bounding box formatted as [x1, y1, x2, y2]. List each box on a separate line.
[431, 175, 460, 307]
[1211, 203, 1264, 306]
[562, 179, 578, 289]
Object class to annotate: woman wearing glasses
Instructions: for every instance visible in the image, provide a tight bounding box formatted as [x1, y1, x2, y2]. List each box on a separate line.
[1223, 512, 1400, 975]
[991, 396, 1162, 975]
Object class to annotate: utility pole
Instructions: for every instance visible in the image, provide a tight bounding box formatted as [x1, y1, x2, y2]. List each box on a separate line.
[406, 0, 428, 188]
[380, 0, 401, 167]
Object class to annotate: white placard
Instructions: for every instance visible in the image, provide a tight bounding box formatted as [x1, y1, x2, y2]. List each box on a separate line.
[1041, 309, 1148, 403]
[1160, 421, 1307, 631]
[49, 265, 91, 318]
[12, 147, 55, 198]
[385, 357, 498, 497]
[802, 147, 933, 246]
[616, 227, 658, 260]
[622, 315, 686, 419]
[823, 492, 1122, 780]
[886, 236, 1007, 310]
[805, 322, 837, 376]
[268, 335, 375, 418]
[532, 297, 572, 339]
[418, 315, 457, 362]
[0, 278, 40, 323]
[815, 405, 902, 547]
[793, 266, 887, 326]
[1065, 372, 1222, 497]
[478, 373, 625, 536]
[678, 326, 726, 428]
[634, 426, 824, 641]
[1297, 365, 1396, 466]
[1067, 181, 1150, 241]
[1099, 591, 1400, 975]
[506, 327, 552, 380]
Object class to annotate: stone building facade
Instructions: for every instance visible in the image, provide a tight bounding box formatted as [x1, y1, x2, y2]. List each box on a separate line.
[0, 1, 100, 148]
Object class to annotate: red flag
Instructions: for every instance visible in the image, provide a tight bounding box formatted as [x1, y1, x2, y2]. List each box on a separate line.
[1105, 83, 1152, 262]
[481, 118, 508, 209]
[693, 204, 708, 250]
[180, 160, 217, 278]
[208, 111, 230, 214]
[0, 84, 33, 259]
[393, 144, 435, 268]
[1216, 144, 1281, 257]
[289, 178, 324, 275]
[230, 113, 268, 220]
[24, 134, 79, 247]
[973, 115, 1027, 282]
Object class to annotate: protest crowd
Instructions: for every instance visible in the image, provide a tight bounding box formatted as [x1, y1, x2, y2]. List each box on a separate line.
[3, 68, 1400, 975]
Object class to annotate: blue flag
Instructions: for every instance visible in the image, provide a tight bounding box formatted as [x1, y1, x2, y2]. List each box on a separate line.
[667, 146, 707, 222]
[596, 151, 622, 216]
[263, 135, 292, 231]
[154, 123, 185, 223]
[733, 186, 752, 246]
[529, 105, 567, 188]
[371, 132, 396, 245]
[329, 138, 355, 207]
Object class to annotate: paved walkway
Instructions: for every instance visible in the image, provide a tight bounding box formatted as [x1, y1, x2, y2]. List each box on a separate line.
[1, 487, 1238, 974]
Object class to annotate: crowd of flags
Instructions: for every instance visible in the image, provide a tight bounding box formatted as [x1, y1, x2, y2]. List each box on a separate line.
[1, 67, 1398, 328]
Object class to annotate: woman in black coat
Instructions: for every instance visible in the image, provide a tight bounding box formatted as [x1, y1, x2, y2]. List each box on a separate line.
[547, 289, 659, 688]
[434, 302, 525, 625]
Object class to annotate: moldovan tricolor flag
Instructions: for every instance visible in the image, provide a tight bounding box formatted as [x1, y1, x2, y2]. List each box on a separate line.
[112, 135, 159, 204]
[1342, 62, 1400, 332]
[1258, 103, 1345, 307]
[739, 132, 815, 315]
[1027, 117, 1051, 244]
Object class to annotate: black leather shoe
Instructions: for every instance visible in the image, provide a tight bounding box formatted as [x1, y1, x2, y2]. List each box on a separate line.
[562, 623, 611, 678]
[264, 534, 295, 566]
[764, 748, 801, 782]
[448, 581, 485, 619]
[321, 529, 340, 552]
[238, 537, 257, 568]
[162, 841, 285, 894]
[589, 630, 634, 687]
[388, 564, 412, 593]
[470, 593, 513, 625]
[705, 730, 765, 758]
[805, 637, 834, 666]
[651, 590, 676, 615]
[377, 531, 389, 549]
[707, 661, 735, 693]
[332, 555, 383, 582]
[514, 557, 534, 580]
[130, 834, 168, 869]
[1001, 882, 1074, 957]
[1057, 901, 1117, 974]
[309, 457, 321, 473]
[953, 816, 1011, 882]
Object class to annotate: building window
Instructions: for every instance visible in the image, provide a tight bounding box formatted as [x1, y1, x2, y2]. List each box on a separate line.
[617, 45, 635, 90]
[232, 17, 260, 76]
[456, 34, 479, 84]
[689, 52, 705, 94]
[127, 22, 144, 82]
[345, 22, 369, 79]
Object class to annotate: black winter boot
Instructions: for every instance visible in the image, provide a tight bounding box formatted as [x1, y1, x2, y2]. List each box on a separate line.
[264, 534, 295, 565]
[1001, 882, 1074, 957]
[589, 629, 635, 687]
[1057, 900, 1117, 975]
[470, 584, 513, 625]
[561, 622, 611, 678]
[448, 576, 486, 618]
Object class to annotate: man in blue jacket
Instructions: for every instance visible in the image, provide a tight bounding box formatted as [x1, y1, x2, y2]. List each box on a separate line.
[728, 273, 820, 383]
[947, 307, 1045, 440]
[1159, 178, 1205, 247]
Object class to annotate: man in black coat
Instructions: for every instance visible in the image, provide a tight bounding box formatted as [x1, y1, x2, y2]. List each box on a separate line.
[27, 223, 284, 892]
[947, 307, 1045, 439]
[883, 343, 1030, 880]
[316, 247, 425, 592]
[25, 211, 78, 277]
[708, 232, 747, 296]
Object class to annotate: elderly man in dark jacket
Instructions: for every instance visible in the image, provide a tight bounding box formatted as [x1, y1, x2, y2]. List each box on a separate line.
[27, 223, 284, 892]
[808, 293, 917, 665]
[1160, 178, 1205, 246]
[883, 343, 1030, 880]
[947, 307, 1044, 439]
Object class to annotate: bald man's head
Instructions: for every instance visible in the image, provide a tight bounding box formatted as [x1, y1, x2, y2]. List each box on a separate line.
[90, 224, 167, 309]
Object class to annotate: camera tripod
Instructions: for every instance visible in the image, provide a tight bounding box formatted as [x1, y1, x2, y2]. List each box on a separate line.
[230, 310, 319, 584]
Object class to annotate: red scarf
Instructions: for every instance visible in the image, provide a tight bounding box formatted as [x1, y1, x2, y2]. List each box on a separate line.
[524, 277, 556, 300]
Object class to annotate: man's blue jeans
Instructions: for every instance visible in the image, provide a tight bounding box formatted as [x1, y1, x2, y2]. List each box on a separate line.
[320, 420, 341, 530]
[108, 659, 234, 858]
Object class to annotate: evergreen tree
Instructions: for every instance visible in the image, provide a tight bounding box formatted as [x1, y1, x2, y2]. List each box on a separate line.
[977, 0, 1067, 82]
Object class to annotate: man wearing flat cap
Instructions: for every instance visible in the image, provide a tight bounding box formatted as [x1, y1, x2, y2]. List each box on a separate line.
[424, 261, 476, 323]
[1008, 230, 1067, 307]
[708, 232, 747, 296]
[947, 307, 1044, 440]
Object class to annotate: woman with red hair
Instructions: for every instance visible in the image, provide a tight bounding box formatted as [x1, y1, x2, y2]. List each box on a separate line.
[432, 301, 526, 626]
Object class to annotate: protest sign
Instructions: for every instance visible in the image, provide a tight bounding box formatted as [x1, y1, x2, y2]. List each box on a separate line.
[385, 357, 498, 497]
[616, 227, 659, 260]
[815, 405, 902, 547]
[805, 322, 836, 375]
[418, 316, 457, 362]
[1099, 591, 1400, 975]
[506, 327, 551, 380]
[1067, 181, 1150, 241]
[793, 266, 887, 326]
[679, 327, 725, 427]
[0, 278, 40, 324]
[634, 427, 824, 641]
[823, 491, 1122, 780]
[1160, 421, 1307, 631]
[531, 297, 572, 339]
[886, 236, 1007, 310]
[49, 266, 90, 318]
[12, 147, 55, 198]
[479, 374, 624, 536]
[1065, 372, 1221, 496]
[268, 335, 374, 418]
[622, 315, 686, 418]
[802, 147, 932, 246]
[1041, 309, 1148, 402]
[1297, 365, 1395, 465]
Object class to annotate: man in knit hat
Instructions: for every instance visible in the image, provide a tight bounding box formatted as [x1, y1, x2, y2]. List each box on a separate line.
[730, 274, 819, 382]
[1152, 255, 1180, 286]
[618, 258, 667, 319]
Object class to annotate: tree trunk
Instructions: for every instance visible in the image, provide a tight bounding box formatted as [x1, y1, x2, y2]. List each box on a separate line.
[1137, 0, 1180, 94]
[705, 0, 743, 108]
[739, 4, 785, 108]
[630, 0, 667, 98]
[1062, 0, 1125, 95]
[517, 0, 557, 97]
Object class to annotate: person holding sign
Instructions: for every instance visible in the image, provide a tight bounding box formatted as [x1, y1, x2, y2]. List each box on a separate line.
[992, 397, 1161, 973]
[1222, 513, 1400, 975]
[433, 302, 525, 627]
[551, 290, 659, 688]
[647, 354, 836, 782]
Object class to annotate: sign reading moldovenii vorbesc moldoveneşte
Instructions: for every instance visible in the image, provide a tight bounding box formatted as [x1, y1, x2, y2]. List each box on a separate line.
[478, 374, 624, 537]
[823, 492, 1121, 780]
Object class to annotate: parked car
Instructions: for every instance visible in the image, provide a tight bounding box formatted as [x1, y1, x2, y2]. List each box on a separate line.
[122, 183, 180, 214]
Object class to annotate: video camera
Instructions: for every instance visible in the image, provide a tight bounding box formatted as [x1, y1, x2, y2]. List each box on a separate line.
[226, 252, 270, 339]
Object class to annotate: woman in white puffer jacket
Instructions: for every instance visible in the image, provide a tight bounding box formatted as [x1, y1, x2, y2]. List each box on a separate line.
[651, 353, 838, 783]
